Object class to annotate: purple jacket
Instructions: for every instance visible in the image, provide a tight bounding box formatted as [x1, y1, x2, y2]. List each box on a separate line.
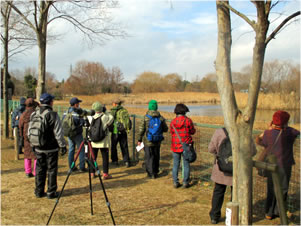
[260, 127, 299, 168]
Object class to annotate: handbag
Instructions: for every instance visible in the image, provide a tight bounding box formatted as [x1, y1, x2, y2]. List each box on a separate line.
[172, 122, 197, 163]
[257, 130, 282, 177]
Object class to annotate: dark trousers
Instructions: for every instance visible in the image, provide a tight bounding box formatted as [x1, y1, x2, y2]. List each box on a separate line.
[35, 151, 58, 196]
[265, 166, 291, 217]
[92, 148, 109, 174]
[144, 145, 160, 177]
[209, 182, 232, 220]
[111, 132, 130, 163]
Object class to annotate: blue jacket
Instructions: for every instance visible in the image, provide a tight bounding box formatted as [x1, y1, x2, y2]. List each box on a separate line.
[11, 105, 26, 128]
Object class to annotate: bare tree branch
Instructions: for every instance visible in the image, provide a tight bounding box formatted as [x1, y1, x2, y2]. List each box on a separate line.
[266, 11, 300, 44]
[221, 1, 256, 30]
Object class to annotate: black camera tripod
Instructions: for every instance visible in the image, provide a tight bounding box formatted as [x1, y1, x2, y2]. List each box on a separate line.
[46, 136, 115, 225]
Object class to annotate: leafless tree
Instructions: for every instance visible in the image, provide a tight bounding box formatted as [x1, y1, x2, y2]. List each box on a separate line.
[8, 1, 126, 100]
[215, 1, 300, 224]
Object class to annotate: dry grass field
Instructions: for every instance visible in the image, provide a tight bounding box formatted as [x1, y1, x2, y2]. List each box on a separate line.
[1, 92, 299, 225]
[1, 136, 295, 225]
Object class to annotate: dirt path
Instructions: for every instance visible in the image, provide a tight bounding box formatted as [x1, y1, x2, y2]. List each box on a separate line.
[1, 138, 285, 225]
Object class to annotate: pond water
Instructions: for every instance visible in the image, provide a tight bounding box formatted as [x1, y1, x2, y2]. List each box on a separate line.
[126, 104, 300, 124]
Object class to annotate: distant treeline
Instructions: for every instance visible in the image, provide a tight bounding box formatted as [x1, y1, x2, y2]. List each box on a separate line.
[8, 59, 300, 99]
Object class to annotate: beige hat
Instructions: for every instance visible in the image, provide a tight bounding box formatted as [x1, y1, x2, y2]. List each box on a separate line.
[112, 98, 123, 105]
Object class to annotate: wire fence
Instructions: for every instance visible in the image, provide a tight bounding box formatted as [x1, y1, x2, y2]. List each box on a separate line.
[3, 99, 300, 220]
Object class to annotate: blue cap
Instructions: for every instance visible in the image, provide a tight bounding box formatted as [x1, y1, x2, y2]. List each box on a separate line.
[70, 97, 82, 105]
[40, 93, 55, 104]
[20, 97, 26, 105]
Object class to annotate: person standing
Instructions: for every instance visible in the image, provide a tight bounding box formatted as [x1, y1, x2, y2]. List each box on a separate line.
[137, 100, 168, 179]
[33, 93, 67, 199]
[110, 98, 132, 167]
[208, 128, 257, 224]
[11, 97, 26, 154]
[88, 102, 114, 179]
[63, 97, 86, 172]
[256, 110, 299, 220]
[170, 103, 196, 188]
[19, 98, 39, 178]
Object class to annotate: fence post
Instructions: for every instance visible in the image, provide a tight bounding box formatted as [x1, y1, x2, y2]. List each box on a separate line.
[267, 155, 288, 225]
[132, 115, 136, 161]
[225, 202, 239, 225]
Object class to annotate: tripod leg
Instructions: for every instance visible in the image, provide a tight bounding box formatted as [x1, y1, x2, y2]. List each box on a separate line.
[86, 152, 94, 216]
[46, 168, 74, 225]
[47, 140, 85, 225]
[88, 142, 116, 225]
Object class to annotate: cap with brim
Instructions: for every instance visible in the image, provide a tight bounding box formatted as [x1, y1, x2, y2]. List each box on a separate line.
[70, 97, 82, 105]
[40, 93, 55, 104]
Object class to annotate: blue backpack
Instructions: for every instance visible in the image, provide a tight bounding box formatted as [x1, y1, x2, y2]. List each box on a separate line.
[146, 115, 164, 142]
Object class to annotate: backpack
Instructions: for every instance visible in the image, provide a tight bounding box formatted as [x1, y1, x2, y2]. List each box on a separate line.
[27, 108, 50, 147]
[62, 112, 77, 138]
[116, 108, 132, 132]
[216, 128, 233, 175]
[146, 114, 164, 142]
[88, 115, 106, 142]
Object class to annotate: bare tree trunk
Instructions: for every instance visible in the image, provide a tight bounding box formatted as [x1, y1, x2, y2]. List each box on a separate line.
[2, 3, 10, 138]
[36, 35, 46, 100]
[216, 1, 253, 224]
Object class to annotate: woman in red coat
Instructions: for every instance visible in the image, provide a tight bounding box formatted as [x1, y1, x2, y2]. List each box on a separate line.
[19, 98, 39, 178]
[170, 103, 196, 188]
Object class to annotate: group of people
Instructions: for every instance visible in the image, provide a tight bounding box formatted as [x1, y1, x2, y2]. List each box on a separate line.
[11, 93, 299, 223]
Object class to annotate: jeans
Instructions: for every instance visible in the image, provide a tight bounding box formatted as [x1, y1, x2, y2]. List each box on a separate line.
[68, 133, 85, 169]
[172, 152, 190, 184]
[92, 148, 109, 174]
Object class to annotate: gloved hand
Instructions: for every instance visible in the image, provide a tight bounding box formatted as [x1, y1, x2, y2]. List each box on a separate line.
[60, 147, 67, 156]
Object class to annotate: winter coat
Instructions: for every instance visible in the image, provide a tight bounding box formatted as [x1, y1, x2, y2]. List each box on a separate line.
[19, 106, 36, 159]
[137, 110, 168, 147]
[34, 104, 66, 153]
[88, 112, 114, 149]
[208, 128, 257, 186]
[170, 115, 196, 153]
[11, 105, 26, 128]
[256, 127, 299, 168]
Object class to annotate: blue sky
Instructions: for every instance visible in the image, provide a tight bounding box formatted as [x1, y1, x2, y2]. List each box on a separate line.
[7, 0, 301, 83]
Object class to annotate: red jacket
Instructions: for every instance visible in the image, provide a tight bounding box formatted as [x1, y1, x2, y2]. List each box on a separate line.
[170, 115, 196, 153]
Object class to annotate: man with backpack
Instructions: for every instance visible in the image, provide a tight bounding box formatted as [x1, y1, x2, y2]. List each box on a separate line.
[28, 93, 67, 199]
[137, 100, 168, 179]
[62, 97, 86, 172]
[11, 97, 26, 154]
[208, 128, 256, 224]
[110, 98, 132, 167]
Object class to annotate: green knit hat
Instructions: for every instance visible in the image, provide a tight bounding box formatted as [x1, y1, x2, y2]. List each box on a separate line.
[92, 101, 103, 112]
[148, 100, 158, 110]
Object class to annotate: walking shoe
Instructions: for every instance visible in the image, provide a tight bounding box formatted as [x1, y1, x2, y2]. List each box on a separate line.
[70, 167, 78, 172]
[103, 174, 112, 180]
[265, 215, 272, 220]
[47, 192, 60, 199]
[90, 173, 97, 178]
[183, 183, 190, 188]
[35, 192, 46, 198]
[211, 219, 218, 224]
[173, 182, 182, 188]
[79, 168, 87, 173]
[125, 161, 131, 168]
[26, 173, 34, 178]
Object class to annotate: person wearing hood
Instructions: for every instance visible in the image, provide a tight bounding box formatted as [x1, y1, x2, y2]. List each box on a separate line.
[170, 104, 196, 188]
[19, 98, 39, 177]
[12, 97, 26, 154]
[137, 100, 168, 179]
